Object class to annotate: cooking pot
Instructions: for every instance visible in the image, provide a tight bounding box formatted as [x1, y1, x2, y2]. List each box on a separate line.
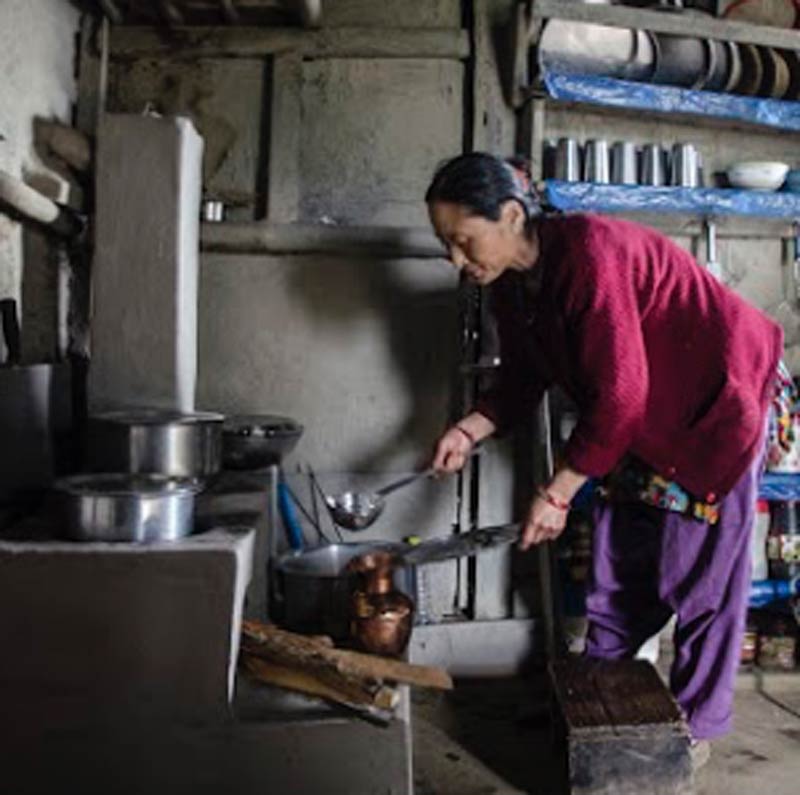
[55, 473, 202, 542]
[275, 542, 412, 642]
[222, 414, 303, 470]
[87, 409, 223, 481]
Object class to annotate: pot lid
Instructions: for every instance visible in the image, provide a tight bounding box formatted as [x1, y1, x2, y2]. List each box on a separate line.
[92, 409, 224, 425]
[55, 473, 202, 497]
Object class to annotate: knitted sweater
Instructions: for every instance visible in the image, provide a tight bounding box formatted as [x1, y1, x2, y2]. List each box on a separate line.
[475, 213, 783, 499]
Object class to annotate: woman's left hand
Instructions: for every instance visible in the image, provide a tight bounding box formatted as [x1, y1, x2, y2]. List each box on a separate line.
[519, 494, 568, 550]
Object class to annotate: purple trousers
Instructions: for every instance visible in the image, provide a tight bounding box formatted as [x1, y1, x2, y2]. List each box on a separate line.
[585, 446, 764, 740]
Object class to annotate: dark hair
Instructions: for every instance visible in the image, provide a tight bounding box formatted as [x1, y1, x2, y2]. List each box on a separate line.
[425, 152, 542, 230]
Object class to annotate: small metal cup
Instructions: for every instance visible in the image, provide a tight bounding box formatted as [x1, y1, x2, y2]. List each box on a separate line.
[554, 137, 581, 182]
[640, 144, 667, 187]
[669, 143, 700, 188]
[583, 139, 610, 184]
[202, 199, 225, 223]
[611, 141, 638, 185]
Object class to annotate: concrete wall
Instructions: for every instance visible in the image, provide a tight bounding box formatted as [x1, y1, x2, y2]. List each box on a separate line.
[0, 0, 80, 360]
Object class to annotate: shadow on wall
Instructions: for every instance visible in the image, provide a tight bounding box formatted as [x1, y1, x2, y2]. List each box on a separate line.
[283, 255, 459, 474]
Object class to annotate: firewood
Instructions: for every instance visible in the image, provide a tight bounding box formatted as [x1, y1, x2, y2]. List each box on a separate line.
[241, 620, 453, 691]
[241, 655, 397, 723]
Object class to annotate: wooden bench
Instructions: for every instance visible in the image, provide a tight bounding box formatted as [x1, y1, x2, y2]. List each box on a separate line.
[550, 656, 693, 795]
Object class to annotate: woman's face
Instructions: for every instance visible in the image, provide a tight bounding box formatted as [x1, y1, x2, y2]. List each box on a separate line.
[428, 200, 525, 286]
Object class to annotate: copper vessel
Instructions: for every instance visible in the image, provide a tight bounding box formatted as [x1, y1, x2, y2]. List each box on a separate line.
[346, 550, 414, 657]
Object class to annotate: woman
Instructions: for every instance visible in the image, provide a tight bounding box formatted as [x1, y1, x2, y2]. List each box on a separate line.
[426, 152, 785, 753]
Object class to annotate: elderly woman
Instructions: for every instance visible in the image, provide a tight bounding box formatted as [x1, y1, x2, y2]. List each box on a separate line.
[427, 152, 785, 755]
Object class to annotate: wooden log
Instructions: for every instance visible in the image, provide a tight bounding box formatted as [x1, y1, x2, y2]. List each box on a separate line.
[241, 655, 398, 723]
[242, 620, 453, 691]
[550, 656, 692, 795]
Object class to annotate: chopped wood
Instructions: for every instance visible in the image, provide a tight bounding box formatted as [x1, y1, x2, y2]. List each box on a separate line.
[242, 620, 453, 691]
[241, 656, 397, 723]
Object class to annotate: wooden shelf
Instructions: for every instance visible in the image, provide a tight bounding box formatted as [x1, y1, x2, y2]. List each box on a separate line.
[537, 72, 800, 134]
[544, 181, 800, 221]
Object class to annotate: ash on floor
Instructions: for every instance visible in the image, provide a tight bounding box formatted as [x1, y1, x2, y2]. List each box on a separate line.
[412, 676, 800, 795]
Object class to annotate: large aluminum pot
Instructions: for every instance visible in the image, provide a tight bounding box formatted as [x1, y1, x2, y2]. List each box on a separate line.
[87, 410, 224, 481]
[56, 473, 202, 542]
[275, 542, 412, 641]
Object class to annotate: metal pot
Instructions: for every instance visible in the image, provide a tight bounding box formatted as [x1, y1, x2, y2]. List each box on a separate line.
[275, 542, 412, 641]
[87, 410, 224, 481]
[222, 415, 303, 470]
[55, 473, 202, 542]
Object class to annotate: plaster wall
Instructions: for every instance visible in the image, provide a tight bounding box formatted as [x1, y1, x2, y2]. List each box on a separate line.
[0, 0, 79, 358]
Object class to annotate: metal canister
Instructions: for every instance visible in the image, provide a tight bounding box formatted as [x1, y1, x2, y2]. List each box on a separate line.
[583, 139, 610, 184]
[640, 144, 667, 187]
[554, 138, 581, 182]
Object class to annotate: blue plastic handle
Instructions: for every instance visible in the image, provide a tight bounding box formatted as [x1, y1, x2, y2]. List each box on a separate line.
[277, 480, 305, 551]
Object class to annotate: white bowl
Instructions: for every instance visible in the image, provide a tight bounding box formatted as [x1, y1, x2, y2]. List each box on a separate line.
[727, 161, 789, 191]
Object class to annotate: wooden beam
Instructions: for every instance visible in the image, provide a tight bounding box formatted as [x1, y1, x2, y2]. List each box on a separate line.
[529, 0, 800, 50]
[110, 26, 471, 60]
[200, 222, 444, 258]
[266, 54, 302, 223]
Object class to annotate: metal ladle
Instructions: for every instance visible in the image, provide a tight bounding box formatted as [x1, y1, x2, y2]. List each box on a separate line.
[326, 449, 479, 531]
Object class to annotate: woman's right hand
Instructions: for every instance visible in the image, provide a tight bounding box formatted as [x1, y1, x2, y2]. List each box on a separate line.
[432, 425, 474, 474]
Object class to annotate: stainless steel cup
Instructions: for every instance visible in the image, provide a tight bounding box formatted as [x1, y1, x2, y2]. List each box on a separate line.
[640, 144, 667, 187]
[555, 137, 581, 182]
[670, 143, 700, 188]
[611, 141, 638, 185]
[583, 139, 610, 184]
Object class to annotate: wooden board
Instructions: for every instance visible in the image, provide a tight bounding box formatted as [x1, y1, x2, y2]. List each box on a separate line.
[550, 657, 692, 795]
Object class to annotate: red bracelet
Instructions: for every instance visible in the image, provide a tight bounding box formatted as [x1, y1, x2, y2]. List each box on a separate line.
[537, 487, 570, 512]
[454, 424, 476, 446]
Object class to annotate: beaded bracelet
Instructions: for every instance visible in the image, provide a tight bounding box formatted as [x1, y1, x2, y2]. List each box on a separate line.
[537, 487, 570, 512]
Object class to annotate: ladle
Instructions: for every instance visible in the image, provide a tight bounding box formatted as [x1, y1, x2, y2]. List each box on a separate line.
[326, 449, 479, 531]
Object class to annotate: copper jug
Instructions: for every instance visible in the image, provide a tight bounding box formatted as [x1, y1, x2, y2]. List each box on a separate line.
[346, 550, 414, 657]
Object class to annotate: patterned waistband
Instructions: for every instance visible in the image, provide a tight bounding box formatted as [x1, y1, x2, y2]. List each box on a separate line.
[600, 362, 796, 525]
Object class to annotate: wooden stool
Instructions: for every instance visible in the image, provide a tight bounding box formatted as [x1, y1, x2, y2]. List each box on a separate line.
[550, 656, 693, 795]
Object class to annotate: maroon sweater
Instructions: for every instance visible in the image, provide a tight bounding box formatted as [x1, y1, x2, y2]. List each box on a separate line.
[476, 214, 783, 499]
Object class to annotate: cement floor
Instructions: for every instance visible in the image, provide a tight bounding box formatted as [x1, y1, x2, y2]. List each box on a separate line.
[412, 675, 800, 795]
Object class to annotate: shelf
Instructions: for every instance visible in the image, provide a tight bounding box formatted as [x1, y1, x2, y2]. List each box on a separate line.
[760, 472, 800, 502]
[541, 71, 800, 134]
[200, 221, 443, 258]
[543, 180, 800, 220]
